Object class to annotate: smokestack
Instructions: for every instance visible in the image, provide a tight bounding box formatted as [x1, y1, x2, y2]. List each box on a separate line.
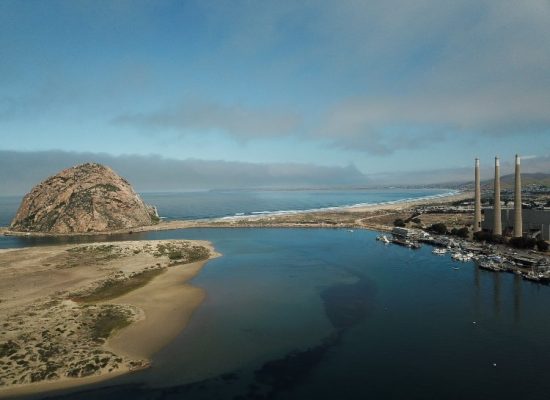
[514, 154, 522, 237]
[493, 156, 502, 236]
[474, 158, 482, 232]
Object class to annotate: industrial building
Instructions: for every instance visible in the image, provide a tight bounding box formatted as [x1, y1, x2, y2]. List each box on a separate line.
[482, 209, 550, 240]
[476, 154, 550, 240]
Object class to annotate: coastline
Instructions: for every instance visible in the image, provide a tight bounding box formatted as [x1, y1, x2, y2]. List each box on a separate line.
[105, 259, 210, 360]
[2, 190, 470, 237]
[0, 240, 220, 399]
[0, 190, 471, 397]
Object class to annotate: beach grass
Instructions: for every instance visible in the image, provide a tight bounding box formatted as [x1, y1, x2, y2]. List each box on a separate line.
[71, 268, 166, 303]
[90, 306, 133, 341]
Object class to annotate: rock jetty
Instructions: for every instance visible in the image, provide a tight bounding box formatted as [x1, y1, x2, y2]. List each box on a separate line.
[10, 163, 159, 234]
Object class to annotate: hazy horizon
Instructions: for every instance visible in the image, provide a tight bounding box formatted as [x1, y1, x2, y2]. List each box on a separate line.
[0, 149, 549, 196]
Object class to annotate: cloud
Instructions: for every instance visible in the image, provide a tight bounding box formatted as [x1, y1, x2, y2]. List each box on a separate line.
[2, 0, 549, 158]
[0, 150, 366, 196]
[112, 99, 302, 141]
[367, 155, 550, 185]
[197, 0, 550, 153]
[110, 0, 550, 154]
[302, 0, 550, 153]
[315, 89, 550, 154]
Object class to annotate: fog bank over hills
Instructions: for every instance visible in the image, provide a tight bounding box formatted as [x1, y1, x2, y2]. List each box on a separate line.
[1, 150, 548, 196]
[0, 150, 367, 196]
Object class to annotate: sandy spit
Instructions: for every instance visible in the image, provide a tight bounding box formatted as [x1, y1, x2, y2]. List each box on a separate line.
[0, 240, 219, 399]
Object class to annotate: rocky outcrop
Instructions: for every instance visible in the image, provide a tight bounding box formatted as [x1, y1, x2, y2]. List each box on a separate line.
[10, 163, 159, 234]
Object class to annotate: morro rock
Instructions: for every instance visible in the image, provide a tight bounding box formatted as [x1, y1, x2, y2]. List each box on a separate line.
[10, 163, 159, 234]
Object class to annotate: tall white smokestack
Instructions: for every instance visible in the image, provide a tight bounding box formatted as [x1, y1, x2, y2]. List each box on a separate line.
[514, 154, 522, 237]
[493, 156, 502, 236]
[474, 158, 482, 232]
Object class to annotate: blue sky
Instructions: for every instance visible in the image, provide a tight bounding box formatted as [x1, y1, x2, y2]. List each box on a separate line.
[1, 0, 549, 189]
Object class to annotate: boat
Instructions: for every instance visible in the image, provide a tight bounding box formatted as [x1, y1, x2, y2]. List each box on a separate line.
[451, 252, 462, 261]
[392, 238, 421, 249]
[523, 272, 541, 282]
[478, 260, 502, 272]
[376, 235, 390, 244]
[452, 252, 473, 262]
[432, 248, 447, 255]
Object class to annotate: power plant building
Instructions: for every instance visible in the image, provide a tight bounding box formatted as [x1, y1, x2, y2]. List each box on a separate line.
[478, 153, 550, 241]
[482, 209, 550, 241]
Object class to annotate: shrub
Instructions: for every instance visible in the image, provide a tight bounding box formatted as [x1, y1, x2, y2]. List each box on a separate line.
[473, 231, 492, 242]
[393, 218, 406, 227]
[429, 223, 447, 235]
[491, 234, 505, 244]
[168, 250, 184, 260]
[450, 227, 469, 238]
[536, 240, 549, 252]
[509, 237, 537, 249]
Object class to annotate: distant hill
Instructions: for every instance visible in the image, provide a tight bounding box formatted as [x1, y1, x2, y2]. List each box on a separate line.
[496, 173, 550, 189]
[455, 173, 550, 190]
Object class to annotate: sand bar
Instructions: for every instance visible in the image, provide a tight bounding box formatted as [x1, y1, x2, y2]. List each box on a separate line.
[0, 239, 219, 398]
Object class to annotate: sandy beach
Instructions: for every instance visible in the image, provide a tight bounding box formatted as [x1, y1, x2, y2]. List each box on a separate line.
[2, 191, 472, 237]
[106, 260, 208, 359]
[0, 240, 219, 398]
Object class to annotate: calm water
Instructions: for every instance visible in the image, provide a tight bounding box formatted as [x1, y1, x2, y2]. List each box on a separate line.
[0, 189, 453, 226]
[6, 228, 550, 400]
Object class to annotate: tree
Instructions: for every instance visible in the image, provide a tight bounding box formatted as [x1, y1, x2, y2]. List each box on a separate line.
[509, 237, 537, 249]
[491, 234, 505, 244]
[393, 218, 406, 227]
[429, 223, 447, 235]
[455, 227, 469, 238]
[536, 240, 549, 252]
[473, 231, 492, 242]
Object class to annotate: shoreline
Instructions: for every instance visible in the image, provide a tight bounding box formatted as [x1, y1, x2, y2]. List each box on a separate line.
[0, 240, 220, 399]
[2, 191, 469, 237]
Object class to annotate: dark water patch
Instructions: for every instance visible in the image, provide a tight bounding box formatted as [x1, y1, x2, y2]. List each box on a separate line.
[41, 373, 244, 400]
[320, 277, 377, 329]
[250, 331, 342, 400]
[241, 275, 377, 398]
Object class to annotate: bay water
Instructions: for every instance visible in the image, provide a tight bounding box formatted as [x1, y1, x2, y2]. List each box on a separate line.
[2, 190, 550, 399]
[6, 228, 550, 400]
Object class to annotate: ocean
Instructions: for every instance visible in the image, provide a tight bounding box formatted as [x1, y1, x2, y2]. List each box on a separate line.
[4, 190, 550, 399]
[0, 188, 454, 228]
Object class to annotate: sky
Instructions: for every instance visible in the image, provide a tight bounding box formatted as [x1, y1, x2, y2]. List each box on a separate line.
[1, 0, 549, 193]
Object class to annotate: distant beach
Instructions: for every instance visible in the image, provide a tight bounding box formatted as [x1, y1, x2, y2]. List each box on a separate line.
[1, 190, 467, 238]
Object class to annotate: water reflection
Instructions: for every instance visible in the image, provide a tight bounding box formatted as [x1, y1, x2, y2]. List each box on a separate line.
[473, 265, 481, 316]
[473, 264, 523, 321]
[493, 273, 501, 316]
[514, 274, 522, 323]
